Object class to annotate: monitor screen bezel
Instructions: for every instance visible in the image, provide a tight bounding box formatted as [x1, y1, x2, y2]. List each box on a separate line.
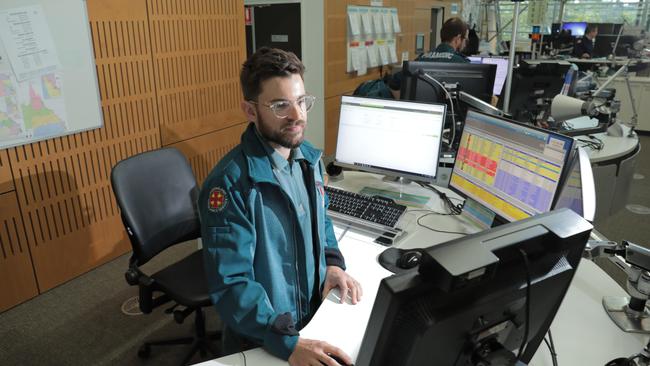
[334, 95, 447, 184]
[448, 110, 575, 223]
[400, 61, 497, 103]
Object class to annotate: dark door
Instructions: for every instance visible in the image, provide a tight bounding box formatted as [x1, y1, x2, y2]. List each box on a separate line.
[249, 3, 302, 59]
[430, 7, 444, 51]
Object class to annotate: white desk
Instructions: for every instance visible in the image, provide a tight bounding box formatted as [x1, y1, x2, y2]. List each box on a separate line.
[198, 172, 647, 366]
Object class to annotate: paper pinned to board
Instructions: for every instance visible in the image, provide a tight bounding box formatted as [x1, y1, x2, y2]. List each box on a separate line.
[347, 8, 361, 36]
[360, 11, 373, 34]
[391, 9, 401, 33]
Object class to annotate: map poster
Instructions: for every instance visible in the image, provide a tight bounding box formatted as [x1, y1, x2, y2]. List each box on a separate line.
[0, 40, 67, 143]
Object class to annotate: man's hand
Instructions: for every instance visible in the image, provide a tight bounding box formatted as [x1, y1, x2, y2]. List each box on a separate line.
[322, 266, 363, 304]
[288, 337, 352, 366]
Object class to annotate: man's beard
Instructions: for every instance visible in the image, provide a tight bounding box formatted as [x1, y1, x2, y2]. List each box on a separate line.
[257, 117, 306, 149]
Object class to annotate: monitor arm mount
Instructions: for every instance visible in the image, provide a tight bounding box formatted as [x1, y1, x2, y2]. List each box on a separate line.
[584, 239, 650, 365]
[583, 239, 650, 333]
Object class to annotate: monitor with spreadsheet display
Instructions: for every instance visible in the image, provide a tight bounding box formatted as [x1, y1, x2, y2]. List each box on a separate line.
[449, 110, 574, 223]
[468, 56, 509, 96]
[335, 96, 446, 183]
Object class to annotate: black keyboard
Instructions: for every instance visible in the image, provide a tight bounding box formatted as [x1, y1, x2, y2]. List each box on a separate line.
[324, 186, 407, 229]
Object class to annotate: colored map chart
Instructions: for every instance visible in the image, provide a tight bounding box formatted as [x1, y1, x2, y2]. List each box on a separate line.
[0, 70, 67, 142]
[0, 72, 23, 141]
[19, 73, 67, 138]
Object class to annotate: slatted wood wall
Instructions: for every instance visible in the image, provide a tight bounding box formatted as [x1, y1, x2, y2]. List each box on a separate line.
[324, 0, 458, 154]
[0, 0, 246, 313]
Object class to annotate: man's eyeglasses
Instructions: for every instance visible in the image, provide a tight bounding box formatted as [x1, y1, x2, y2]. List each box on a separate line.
[249, 95, 316, 119]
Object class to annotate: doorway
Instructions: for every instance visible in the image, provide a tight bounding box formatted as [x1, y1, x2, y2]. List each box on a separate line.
[430, 7, 445, 50]
[245, 3, 302, 59]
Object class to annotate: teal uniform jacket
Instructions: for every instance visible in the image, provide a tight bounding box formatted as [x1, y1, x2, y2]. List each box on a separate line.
[416, 43, 470, 63]
[199, 123, 345, 360]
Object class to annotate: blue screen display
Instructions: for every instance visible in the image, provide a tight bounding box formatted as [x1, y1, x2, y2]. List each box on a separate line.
[561, 22, 587, 36]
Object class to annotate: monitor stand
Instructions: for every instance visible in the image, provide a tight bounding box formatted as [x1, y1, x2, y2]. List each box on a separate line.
[382, 176, 413, 186]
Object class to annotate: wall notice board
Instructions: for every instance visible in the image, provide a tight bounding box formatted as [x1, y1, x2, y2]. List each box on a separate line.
[0, 0, 102, 150]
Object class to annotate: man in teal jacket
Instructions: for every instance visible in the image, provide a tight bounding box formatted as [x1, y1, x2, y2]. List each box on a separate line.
[417, 17, 470, 63]
[199, 47, 362, 366]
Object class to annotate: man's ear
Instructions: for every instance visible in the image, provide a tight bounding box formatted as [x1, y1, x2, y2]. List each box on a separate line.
[241, 100, 258, 122]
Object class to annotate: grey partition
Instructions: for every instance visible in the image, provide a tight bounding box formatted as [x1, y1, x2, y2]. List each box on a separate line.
[611, 144, 641, 215]
[592, 164, 617, 224]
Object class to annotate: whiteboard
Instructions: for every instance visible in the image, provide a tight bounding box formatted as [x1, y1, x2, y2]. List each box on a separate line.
[0, 0, 102, 150]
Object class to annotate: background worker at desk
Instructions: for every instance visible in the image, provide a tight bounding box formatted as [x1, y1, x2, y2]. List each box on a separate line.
[573, 24, 598, 59]
[199, 47, 362, 366]
[416, 17, 470, 63]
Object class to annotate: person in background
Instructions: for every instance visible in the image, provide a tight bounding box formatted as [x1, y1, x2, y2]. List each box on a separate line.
[199, 47, 362, 366]
[416, 17, 470, 63]
[573, 24, 598, 59]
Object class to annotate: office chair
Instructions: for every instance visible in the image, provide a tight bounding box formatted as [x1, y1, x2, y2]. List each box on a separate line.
[111, 147, 220, 365]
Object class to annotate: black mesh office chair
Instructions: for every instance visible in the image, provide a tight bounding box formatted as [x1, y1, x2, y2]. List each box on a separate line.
[110, 147, 220, 365]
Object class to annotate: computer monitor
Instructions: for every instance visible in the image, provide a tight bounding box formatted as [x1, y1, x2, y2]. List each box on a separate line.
[501, 60, 571, 123]
[357, 209, 592, 366]
[335, 95, 446, 183]
[561, 22, 587, 37]
[449, 110, 574, 223]
[553, 146, 596, 222]
[400, 61, 497, 103]
[468, 56, 509, 96]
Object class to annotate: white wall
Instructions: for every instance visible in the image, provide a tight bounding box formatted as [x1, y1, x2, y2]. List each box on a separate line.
[244, 0, 326, 149]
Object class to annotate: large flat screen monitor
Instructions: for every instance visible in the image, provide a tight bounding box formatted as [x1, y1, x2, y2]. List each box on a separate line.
[468, 56, 509, 96]
[357, 209, 592, 366]
[500, 60, 572, 123]
[449, 110, 574, 222]
[335, 96, 446, 183]
[561, 22, 587, 36]
[400, 61, 497, 103]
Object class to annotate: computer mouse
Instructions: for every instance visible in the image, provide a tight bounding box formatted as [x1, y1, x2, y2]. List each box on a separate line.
[397, 250, 423, 269]
[321, 353, 353, 366]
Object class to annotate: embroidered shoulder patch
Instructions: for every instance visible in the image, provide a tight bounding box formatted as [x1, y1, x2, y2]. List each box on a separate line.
[208, 187, 228, 212]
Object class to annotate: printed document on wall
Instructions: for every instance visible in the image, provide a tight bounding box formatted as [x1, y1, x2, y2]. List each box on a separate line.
[0, 5, 60, 82]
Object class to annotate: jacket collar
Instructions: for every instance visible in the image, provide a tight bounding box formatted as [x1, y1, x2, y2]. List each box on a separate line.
[240, 123, 322, 184]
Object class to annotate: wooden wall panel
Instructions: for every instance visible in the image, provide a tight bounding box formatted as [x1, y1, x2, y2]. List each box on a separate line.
[0, 0, 250, 310]
[0, 191, 38, 312]
[149, 0, 247, 146]
[0, 150, 13, 194]
[171, 122, 247, 185]
[2, 0, 159, 292]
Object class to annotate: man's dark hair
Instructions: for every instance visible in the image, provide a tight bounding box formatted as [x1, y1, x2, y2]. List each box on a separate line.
[240, 47, 305, 101]
[440, 17, 469, 43]
[586, 24, 598, 34]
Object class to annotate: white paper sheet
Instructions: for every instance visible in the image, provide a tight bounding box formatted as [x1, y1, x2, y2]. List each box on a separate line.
[347, 10, 361, 36]
[388, 41, 398, 63]
[367, 45, 379, 67]
[378, 44, 389, 65]
[361, 12, 373, 34]
[0, 5, 60, 81]
[373, 13, 384, 34]
[391, 10, 401, 33]
[382, 13, 393, 34]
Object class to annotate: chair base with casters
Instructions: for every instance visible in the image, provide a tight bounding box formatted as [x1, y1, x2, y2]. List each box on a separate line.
[138, 307, 221, 365]
[129, 250, 222, 365]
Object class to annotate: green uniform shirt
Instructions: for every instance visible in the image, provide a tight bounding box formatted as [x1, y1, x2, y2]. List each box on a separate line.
[416, 43, 470, 63]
